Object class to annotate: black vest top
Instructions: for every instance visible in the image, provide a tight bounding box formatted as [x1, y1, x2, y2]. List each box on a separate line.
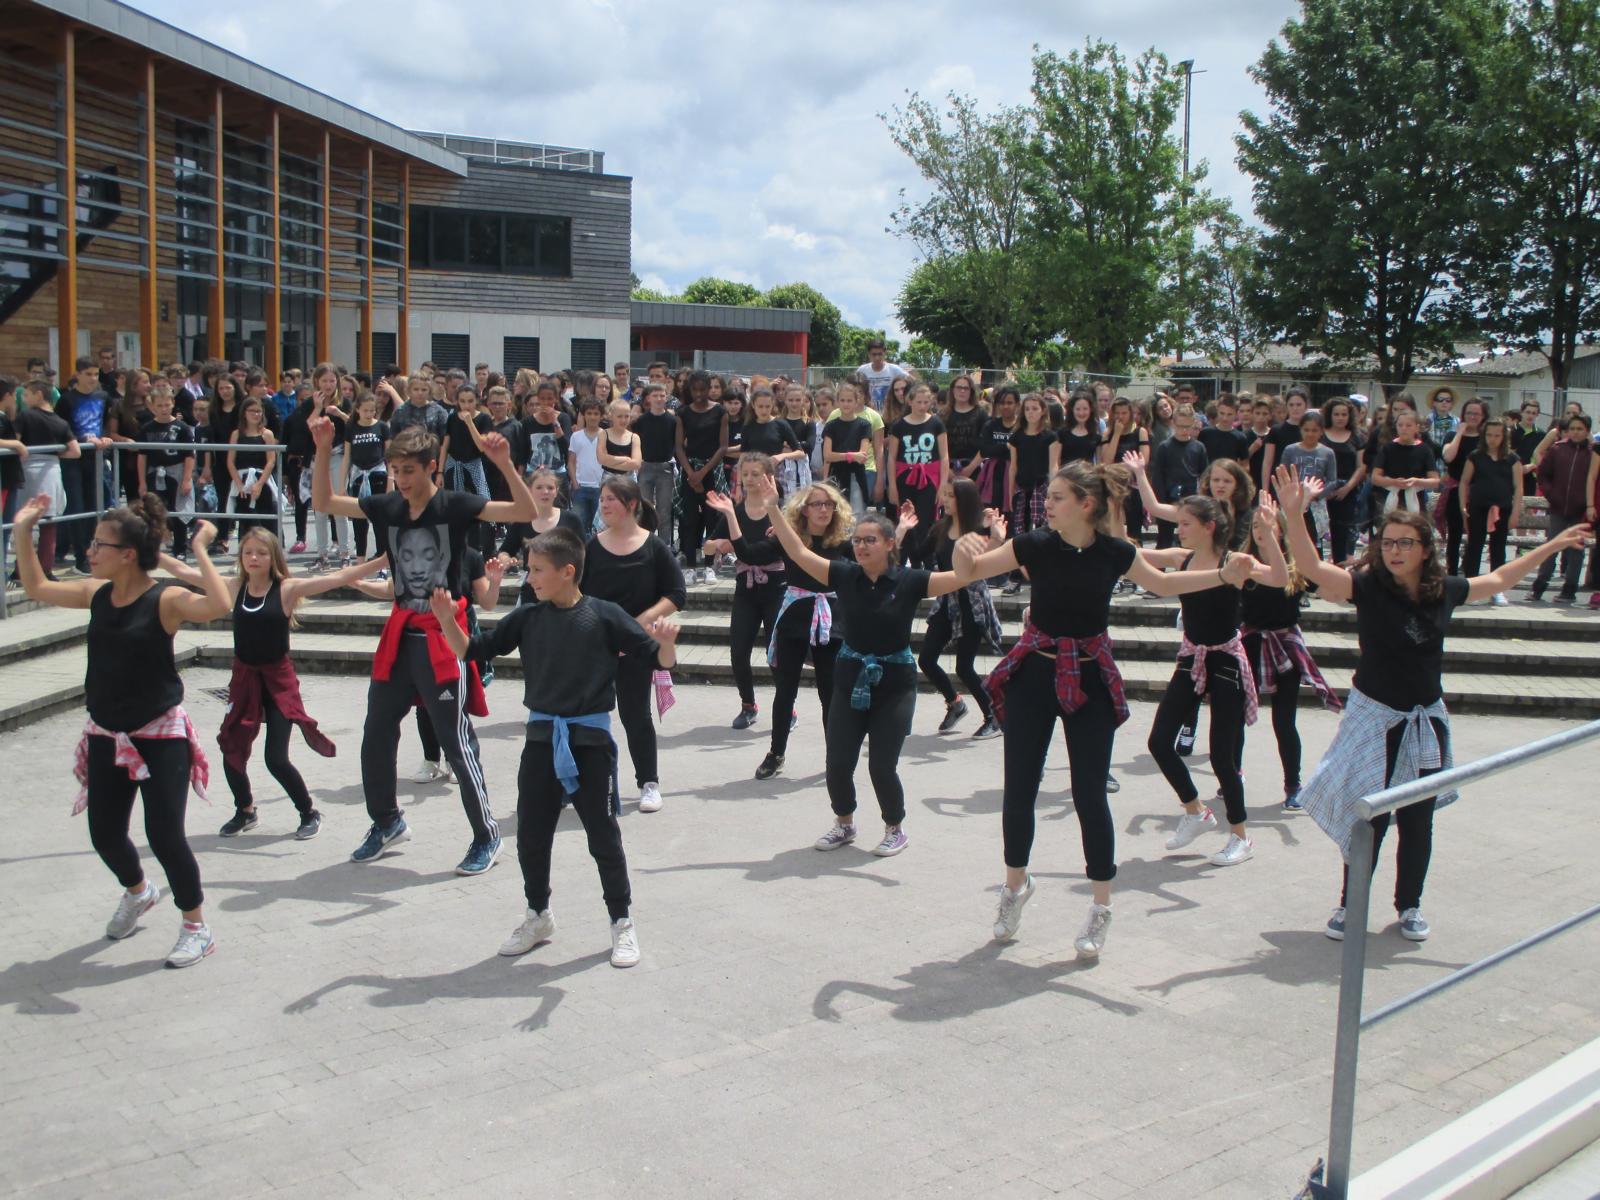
[86, 582, 183, 730]
[234, 578, 290, 665]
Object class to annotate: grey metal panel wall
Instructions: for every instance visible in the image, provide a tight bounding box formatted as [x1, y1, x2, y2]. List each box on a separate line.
[1568, 354, 1600, 391]
[408, 163, 632, 319]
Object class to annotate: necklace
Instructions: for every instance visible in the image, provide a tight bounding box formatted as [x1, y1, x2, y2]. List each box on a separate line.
[240, 585, 269, 613]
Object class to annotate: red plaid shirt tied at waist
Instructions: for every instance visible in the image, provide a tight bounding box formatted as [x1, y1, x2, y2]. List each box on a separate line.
[1240, 624, 1343, 712]
[984, 625, 1129, 727]
[1178, 632, 1259, 726]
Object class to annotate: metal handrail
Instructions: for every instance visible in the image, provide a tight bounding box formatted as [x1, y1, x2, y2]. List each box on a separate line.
[1315, 717, 1600, 1198]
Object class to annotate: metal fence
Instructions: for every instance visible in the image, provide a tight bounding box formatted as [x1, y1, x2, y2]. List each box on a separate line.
[1304, 719, 1600, 1198]
[804, 365, 1158, 396]
[0, 440, 287, 619]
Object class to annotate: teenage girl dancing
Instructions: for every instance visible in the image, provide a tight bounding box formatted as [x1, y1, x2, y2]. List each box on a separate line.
[914, 477, 1003, 739]
[704, 455, 786, 731]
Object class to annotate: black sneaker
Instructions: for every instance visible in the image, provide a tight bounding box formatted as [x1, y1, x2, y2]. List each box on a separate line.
[1001, 580, 1022, 596]
[1529, 586, 1546, 602]
[1105, 773, 1121, 794]
[938, 698, 969, 734]
[1176, 722, 1197, 756]
[219, 809, 258, 837]
[1554, 591, 1577, 606]
[755, 752, 784, 781]
[295, 810, 323, 841]
[732, 706, 759, 731]
[972, 716, 1002, 740]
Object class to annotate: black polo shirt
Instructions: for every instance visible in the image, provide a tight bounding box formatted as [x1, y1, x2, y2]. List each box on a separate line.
[827, 560, 931, 654]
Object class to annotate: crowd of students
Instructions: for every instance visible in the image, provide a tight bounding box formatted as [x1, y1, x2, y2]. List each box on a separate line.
[2, 342, 1594, 974]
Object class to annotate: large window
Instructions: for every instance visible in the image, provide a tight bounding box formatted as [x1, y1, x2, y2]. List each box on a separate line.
[409, 206, 571, 276]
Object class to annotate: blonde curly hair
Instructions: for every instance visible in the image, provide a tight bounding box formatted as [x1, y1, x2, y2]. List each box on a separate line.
[781, 480, 853, 548]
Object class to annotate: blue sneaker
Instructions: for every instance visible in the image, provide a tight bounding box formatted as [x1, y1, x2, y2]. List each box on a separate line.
[1283, 788, 1303, 811]
[350, 817, 408, 864]
[455, 835, 501, 876]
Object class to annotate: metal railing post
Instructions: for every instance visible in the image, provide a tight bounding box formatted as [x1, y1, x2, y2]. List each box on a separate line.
[1324, 817, 1376, 1199]
[111, 442, 122, 508]
[274, 451, 287, 547]
[91, 443, 105, 524]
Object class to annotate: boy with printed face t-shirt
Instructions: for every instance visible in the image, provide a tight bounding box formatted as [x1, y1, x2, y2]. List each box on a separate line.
[309, 418, 536, 875]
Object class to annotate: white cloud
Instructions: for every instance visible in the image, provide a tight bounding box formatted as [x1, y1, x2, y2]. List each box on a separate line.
[129, 0, 1296, 347]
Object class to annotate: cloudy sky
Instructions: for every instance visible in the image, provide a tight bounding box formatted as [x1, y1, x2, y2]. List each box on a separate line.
[132, 0, 1300, 339]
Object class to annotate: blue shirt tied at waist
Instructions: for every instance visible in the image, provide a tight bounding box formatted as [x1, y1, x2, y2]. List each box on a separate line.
[835, 643, 915, 710]
[526, 711, 613, 794]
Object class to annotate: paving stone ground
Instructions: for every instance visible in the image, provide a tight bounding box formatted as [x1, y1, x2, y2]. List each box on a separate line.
[2, 673, 1597, 1199]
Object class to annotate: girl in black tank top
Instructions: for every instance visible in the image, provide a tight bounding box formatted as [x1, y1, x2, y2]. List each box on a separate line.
[227, 399, 279, 536]
[1141, 495, 1289, 870]
[11, 494, 233, 967]
[164, 525, 387, 842]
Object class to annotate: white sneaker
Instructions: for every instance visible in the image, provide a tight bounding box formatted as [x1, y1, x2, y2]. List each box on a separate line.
[1165, 806, 1219, 851]
[165, 921, 214, 968]
[639, 783, 663, 813]
[106, 881, 160, 940]
[1208, 833, 1255, 866]
[411, 760, 445, 784]
[1398, 907, 1431, 941]
[499, 908, 555, 957]
[610, 917, 640, 968]
[814, 822, 856, 851]
[992, 876, 1035, 941]
[1074, 903, 1113, 958]
[1490, 593, 1509, 607]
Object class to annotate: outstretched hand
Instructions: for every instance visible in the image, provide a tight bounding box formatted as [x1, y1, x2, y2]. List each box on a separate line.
[480, 431, 511, 467]
[428, 587, 456, 623]
[1272, 465, 1307, 515]
[897, 500, 918, 530]
[13, 494, 50, 529]
[191, 520, 216, 550]
[745, 472, 779, 513]
[1550, 522, 1594, 554]
[308, 414, 335, 449]
[1253, 492, 1279, 544]
[704, 489, 735, 515]
[984, 509, 1008, 544]
[1121, 449, 1146, 475]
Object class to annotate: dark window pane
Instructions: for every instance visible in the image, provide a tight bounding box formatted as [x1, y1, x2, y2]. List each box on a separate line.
[467, 213, 500, 269]
[537, 217, 570, 276]
[431, 209, 467, 266]
[504, 215, 538, 271]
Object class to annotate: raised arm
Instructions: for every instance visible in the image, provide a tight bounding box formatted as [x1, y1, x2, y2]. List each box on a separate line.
[1123, 450, 1180, 522]
[1274, 466, 1353, 602]
[159, 521, 232, 629]
[11, 496, 101, 608]
[478, 432, 536, 524]
[309, 415, 365, 519]
[749, 473, 831, 584]
[927, 533, 990, 597]
[281, 550, 389, 604]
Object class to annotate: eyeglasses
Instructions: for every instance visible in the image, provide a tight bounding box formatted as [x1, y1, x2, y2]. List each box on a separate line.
[851, 537, 882, 547]
[88, 538, 128, 553]
[804, 499, 836, 510]
[1379, 537, 1421, 552]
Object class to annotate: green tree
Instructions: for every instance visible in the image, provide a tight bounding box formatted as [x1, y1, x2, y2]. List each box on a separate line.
[895, 256, 1012, 367]
[1185, 211, 1276, 384]
[762, 282, 843, 365]
[1459, 0, 1600, 394]
[902, 337, 947, 370]
[1026, 42, 1205, 376]
[838, 325, 901, 367]
[631, 286, 675, 302]
[883, 93, 1054, 369]
[1236, 0, 1504, 386]
[680, 276, 764, 307]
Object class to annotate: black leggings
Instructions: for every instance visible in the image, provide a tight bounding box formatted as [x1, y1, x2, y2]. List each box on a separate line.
[1461, 505, 1508, 577]
[1329, 494, 1361, 563]
[1148, 652, 1248, 826]
[825, 661, 916, 826]
[517, 737, 631, 919]
[85, 734, 203, 912]
[768, 633, 838, 758]
[223, 695, 315, 814]
[918, 600, 993, 720]
[1442, 493, 1466, 575]
[615, 654, 658, 788]
[1000, 653, 1119, 880]
[1243, 632, 1302, 793]
[731, 583, 782, 708]
[896, 477, 940, 568]
[679, 485, 714, 570]
[1341, 718, 1443, 914]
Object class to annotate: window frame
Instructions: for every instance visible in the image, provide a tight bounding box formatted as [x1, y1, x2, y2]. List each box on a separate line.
[408, 206, 572, 278]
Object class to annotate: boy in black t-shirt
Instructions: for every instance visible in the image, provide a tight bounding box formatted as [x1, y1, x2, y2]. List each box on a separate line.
[136, 389, 194, 558]
[434, 527, 678, 969]
[310, 417, 535, 875]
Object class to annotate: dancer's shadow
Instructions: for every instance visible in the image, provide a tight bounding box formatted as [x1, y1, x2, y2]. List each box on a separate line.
[205, 860, 459, 925]
[0, 847, 97, 869]
[284, 949, 612, 1032]
[0, 937, 168, 1016]
[1123, 806, 1302, 849]
[814, 942, 1140, 1024]
[677, 771, 821, 803]
[1035, 855, 1209, 917]
[639, 846, 900, 888]
[656, 726, 760, 750]
[1137, 929, 1466, 997]
[922, 787, 1008, 819]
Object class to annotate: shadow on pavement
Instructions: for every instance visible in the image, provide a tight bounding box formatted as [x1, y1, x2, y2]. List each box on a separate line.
[1033, 854, 1212, 917]
[638, 845, 902, 888]
[0, 936, 169, 1016]
[284, 949, 614, 1031]
[1136, 928, 1467, 997]
[205, 860, 460, 925]
[813, 941, 1141, 1023]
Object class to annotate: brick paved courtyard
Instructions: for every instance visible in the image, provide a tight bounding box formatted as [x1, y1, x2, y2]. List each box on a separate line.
[3, 675, 1597, 1198]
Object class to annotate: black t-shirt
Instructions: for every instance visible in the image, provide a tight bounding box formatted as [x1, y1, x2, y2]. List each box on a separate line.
[15, 405, 73, 449]
[1009, 428, 1057, 486]
[823, 416, 871, 457]
[1349, 570, 1470, 709]
[521, 412, 572, 473]
[1178, 564, 1242, 646]
[0, 411, 21, 490]
[493, 418, 527, 469]
[1057, 427, 1100, 465]
[944, 405, 986, 463]
[826, 560, 931, 655]
[1241, 579, 1300, 631]
[468, 596, 661, 743]
[742, 418, 801, 459]
[713, 504, 783, 568]
[1012, 530, 1137, 638]
[1150, 438, 1209, 502]
[444, 411, 493, 463]
[1198, 425, 1249, 462]
[1244, 426, 1275, 490]
[775, 536, 854, 640]
[1376, 441, 1436, 486]
[503, 509, 588, 564]
[978, 417, 1014, 462]
[633, 410, 678, 464]
[1444, 433, 1481, 482]
[1267, 422, 1301, 460]
[680, 404, 726, 460]
[139, 417, 193, 473]
[1465, 450, 1519, 510]
[890, 415, 945, 471]
[359, 488, 488, 612]
[346, 420, 390, 471]
[579, 532, 686, 618]
[1322, 432, 1363, 488]
[1510, 425, 1544, 465]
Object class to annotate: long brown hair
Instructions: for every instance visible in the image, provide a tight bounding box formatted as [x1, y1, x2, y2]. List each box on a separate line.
[1357, 510, 1445, 604]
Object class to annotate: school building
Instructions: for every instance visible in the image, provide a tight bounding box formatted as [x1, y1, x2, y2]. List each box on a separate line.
[0, 0, 633, 379]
